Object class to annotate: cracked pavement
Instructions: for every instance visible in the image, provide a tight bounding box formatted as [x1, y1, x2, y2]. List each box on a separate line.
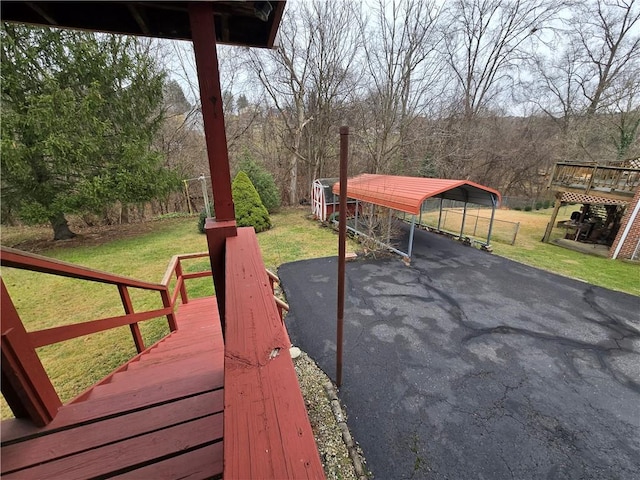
[278, 225, 640, 479]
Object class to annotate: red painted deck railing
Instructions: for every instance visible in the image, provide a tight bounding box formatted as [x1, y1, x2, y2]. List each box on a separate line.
[0, 247, 212, 426]
[1, 246, 290, 427]
[224, 228, 323, 478]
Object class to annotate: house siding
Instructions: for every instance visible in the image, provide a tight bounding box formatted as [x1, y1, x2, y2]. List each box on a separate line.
[609, 187, 640, 260]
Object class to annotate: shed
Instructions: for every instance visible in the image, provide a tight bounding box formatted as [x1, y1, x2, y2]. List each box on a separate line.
[332, 174, 501, 258]
[311, 178, 357, 222]
[311, 178, 339, 221]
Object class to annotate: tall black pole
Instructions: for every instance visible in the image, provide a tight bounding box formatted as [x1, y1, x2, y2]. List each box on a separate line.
[337, 126, 348, 387]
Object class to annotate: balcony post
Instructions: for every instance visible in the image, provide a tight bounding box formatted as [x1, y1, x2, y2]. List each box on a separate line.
[189, 2, 238, 329]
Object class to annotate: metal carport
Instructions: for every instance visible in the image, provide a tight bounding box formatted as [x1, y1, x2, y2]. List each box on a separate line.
[332, 174, 501, 258]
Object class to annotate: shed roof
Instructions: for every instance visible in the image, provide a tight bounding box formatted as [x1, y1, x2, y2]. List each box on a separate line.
[1, 1, 286, 47]
[333, 174, 501, 215]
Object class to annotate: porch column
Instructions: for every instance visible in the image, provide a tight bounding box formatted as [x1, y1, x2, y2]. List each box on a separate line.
[189, 3, 237, 329]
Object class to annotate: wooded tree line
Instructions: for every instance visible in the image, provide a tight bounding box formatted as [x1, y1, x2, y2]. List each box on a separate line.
[2, 0, 638, 239]
[219, 0, 639, 205]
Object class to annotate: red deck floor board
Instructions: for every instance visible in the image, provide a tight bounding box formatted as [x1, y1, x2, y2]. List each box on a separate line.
[1, 390, 224, 473]
[112, 442, 224, 479]
[3, 414, 223, 480]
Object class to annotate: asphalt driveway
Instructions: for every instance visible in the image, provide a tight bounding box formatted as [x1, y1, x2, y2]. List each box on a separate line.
[278, 226, 640, 479]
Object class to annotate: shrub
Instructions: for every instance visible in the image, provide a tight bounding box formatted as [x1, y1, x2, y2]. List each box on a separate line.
[197, 203, 214, 233]
[237, 154, 281, 213]
[524, 205, 533, 211]
[232, 171, 271, 232]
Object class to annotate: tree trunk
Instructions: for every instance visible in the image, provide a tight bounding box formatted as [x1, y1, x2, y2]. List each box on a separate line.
[49, 212, 76, 240]
[289, 151, 298, 205]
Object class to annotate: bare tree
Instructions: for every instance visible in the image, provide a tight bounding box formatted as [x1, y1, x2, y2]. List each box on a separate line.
[574, 0, 640, 115]
[302, 0, 363, 183]
[530, 0, 640, 160]
[357, 0, 445, 174]
[442, 0, 563, 119]
[246, 0, 362, 204]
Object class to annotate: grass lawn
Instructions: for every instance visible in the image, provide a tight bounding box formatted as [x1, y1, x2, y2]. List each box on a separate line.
[0, 206, 637, 419]
[416, 205, 639, 296]
[0, 208, 355, 418]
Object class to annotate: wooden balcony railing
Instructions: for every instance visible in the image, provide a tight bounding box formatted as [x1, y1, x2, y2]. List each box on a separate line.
[266, 269, 290, 322]
[549, 162, 640, 199]
[0, 248, 211, 426]
[224, 228, 322, 478]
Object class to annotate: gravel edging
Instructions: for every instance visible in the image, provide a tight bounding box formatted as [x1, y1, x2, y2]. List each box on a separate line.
[323, 381, 369, 480]
[293, 352, 370, 480]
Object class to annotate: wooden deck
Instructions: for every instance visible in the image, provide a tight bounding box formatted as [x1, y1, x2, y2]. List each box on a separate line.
[1, 296, 224, 480]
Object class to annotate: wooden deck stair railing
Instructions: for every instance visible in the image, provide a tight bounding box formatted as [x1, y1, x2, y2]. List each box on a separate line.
[0, 247, 212, 427]
[1, 295, 225, 479]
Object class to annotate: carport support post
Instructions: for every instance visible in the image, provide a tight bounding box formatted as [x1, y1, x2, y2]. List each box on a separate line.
[486, 195, 497, 245]
[355, 200, 359, 231]
[337, 126, 349, 388]
[438, 197, 443, 231]
[460, 201, 468, 239]
[407, 216, 416, 258]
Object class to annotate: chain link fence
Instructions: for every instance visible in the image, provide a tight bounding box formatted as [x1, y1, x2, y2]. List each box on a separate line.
[413, 199, 520, 245]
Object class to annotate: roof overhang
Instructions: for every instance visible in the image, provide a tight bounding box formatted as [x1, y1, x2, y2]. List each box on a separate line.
[333, 174, 501, 215]
[1, 1, 286, 47]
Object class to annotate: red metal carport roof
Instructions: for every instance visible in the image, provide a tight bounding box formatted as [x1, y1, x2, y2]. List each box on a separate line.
[333, 174, 501, 215]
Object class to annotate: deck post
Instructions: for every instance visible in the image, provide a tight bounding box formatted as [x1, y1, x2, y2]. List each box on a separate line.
[189, 2, 238, 328]
[175, 261, 189, 304]
[161, 289, 178, 332]
[542, 192, 563, 243]
[1, 279, 61, 426]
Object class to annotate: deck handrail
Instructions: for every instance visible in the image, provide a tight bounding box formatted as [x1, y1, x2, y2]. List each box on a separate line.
[1, 245, 288, 427]
[1, 247, 167, 291]
[549, 162, 640, 197]
[224, 228, 324, 478]
[0, 246, 213, 426]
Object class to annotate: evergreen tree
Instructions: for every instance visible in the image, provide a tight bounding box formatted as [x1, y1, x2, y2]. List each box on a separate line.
[232, 171, 271, 232]
[237, 152, 281, 213]
[1, 25, 180, 239]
